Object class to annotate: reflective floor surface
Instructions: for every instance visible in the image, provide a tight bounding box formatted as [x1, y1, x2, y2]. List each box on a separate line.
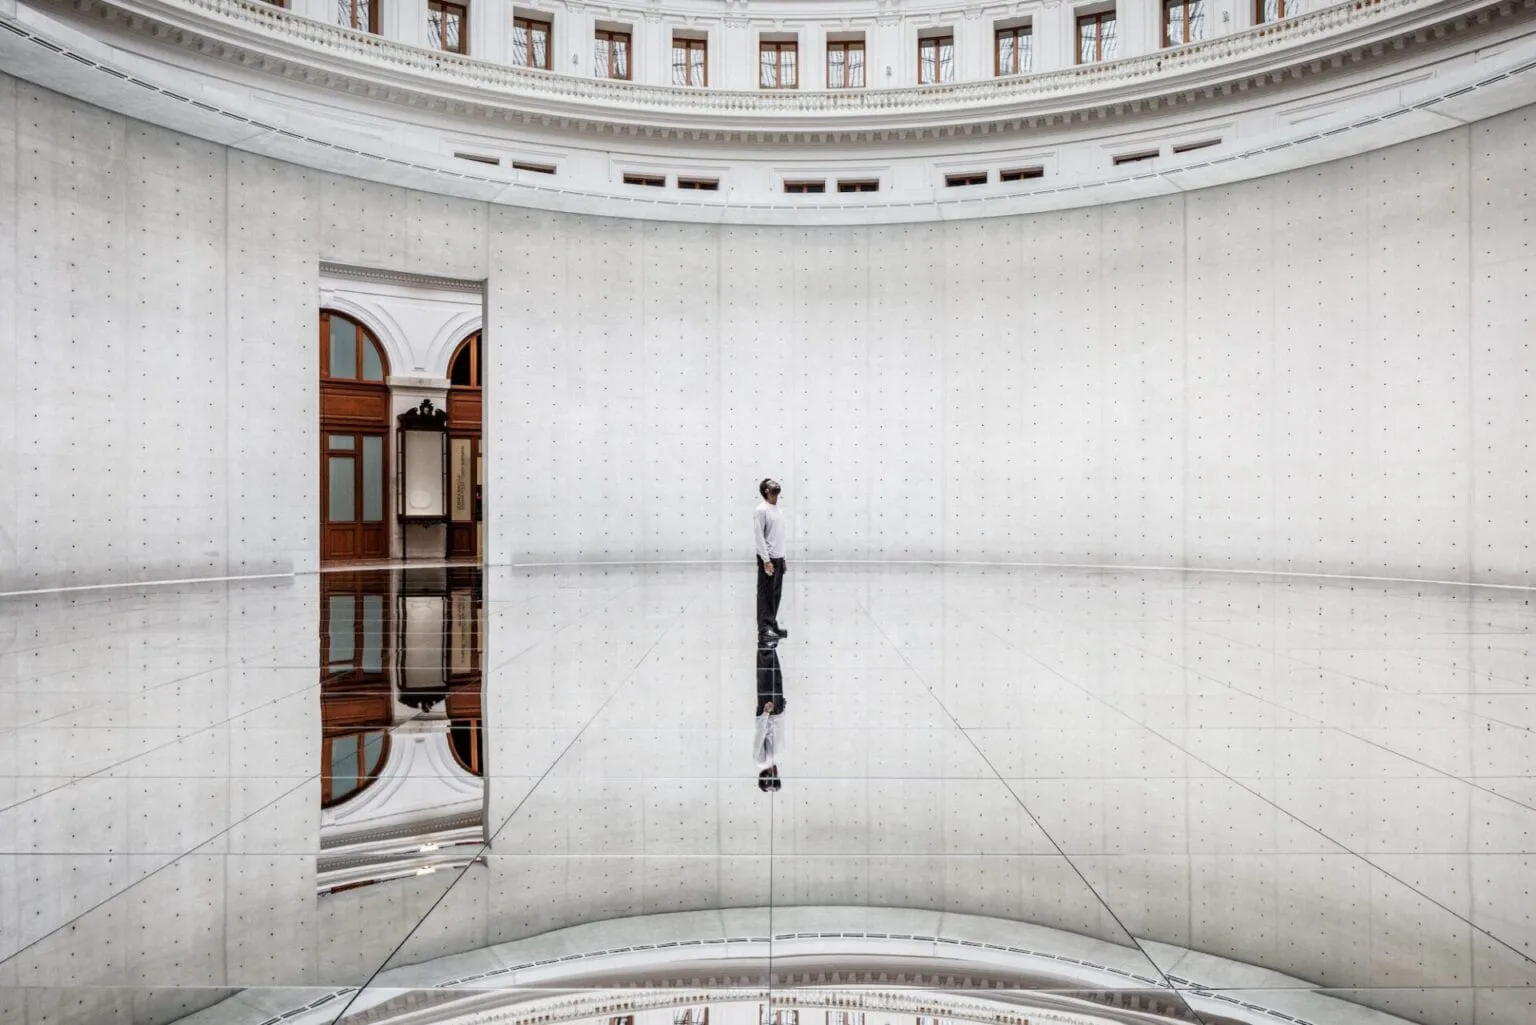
[1, 564, 1533, 1025]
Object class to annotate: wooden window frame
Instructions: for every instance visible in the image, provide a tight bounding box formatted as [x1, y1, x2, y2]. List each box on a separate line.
[1162, 0, 1203, 46]
[672, 35, 708, 87]
[944, 171, 989, 187]
[994, 24, 1033, 76]
[513, 15, 552, 70]
[623, 173, 666, 187]
[1076, 10, 1116, 63]
[594, 28, 632, 80]
[1255, 0, 1295, 21]
[320, 311, 390, 383]
[1000, 165, 1045, 182]
[826, 39, 866, 89]
[677, 177, 720, 190]
[338, 0, 379, 33]
[837, 179, 880, 193]
[917, 34, 955, 85]
[759, 40, 799, 90]
[783, 180, 827, 194]
[427, 0, 468, 53]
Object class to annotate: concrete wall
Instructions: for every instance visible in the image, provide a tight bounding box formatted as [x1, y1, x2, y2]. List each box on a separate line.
[3, 72, 1534, 590]
[488, 124, 1536, 586]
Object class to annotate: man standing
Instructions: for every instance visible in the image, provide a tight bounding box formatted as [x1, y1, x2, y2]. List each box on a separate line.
[754, 478, 788, 642]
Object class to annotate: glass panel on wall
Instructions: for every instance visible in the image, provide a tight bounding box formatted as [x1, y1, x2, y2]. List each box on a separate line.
[331, 735, 360, 799]
[362, 435, 385, 521]
[361, 594, 385, 673]
[328, 455, 356, 522]
[329, 318, 358, 378]
[362, 340, 384, 381]
[329, 434, 355, 451]
[327, 595, 356, 667]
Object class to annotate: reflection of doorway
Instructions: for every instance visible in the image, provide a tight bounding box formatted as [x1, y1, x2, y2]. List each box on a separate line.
[320, 312, 391, 562]
[447, 331, 484, 560]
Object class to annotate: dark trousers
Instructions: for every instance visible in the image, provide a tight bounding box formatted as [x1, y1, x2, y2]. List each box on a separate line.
[755, 646, 785, 714]
[756, 557, 785, 633]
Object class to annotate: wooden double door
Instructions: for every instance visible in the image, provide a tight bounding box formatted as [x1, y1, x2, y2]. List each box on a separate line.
[322, 429, 389, 560]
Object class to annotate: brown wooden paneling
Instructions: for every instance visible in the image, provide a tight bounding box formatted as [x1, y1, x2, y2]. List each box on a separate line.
[322, 690, 394, 732]
[446, 683, 482, 719]
[322, 384, 391, 427]
[448, 390, 482, 431]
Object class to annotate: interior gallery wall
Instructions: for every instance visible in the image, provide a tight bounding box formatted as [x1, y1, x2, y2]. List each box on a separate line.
[3, 71, 1533, 591]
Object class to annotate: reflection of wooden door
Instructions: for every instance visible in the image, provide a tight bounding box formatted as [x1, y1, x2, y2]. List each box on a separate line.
[322, 431, 389, 560]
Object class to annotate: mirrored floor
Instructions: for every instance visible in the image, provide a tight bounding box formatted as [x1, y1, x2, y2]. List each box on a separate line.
[1, 564, 1533, 1025]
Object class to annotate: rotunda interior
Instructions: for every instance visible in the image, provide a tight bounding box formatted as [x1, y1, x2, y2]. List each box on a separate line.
[1, 0, 1535, 1020]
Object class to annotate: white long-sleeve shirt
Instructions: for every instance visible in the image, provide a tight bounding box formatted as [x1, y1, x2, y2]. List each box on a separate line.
[753, 711, 783, 770]
[754, 501, 786, 561]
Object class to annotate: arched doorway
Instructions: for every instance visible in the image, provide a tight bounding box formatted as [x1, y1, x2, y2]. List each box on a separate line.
[446, 331, 484, 560]
[320, 311, 392, 562]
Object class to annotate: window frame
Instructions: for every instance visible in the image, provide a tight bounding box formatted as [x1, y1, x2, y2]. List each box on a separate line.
[758, 39, 799, 89]
[917, 33, 955, 85]
[427, 0, 468, 54]
[994, 23, 1034, 77]
[513, 14, 553, 70]
[594, 28, 632, 80]
[826, 39, 866, 89]
[672, 34, 708, 87]
[1255, 0, 1296, 21]
[337, 0, 379, 33]
[1162, 0, 1204, 46]
[1076, 9, 1118, 64]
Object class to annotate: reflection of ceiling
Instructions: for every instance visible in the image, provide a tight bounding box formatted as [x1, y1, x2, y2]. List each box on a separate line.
[321, 722, 486, 893]
[189, 909, 1423, 1025]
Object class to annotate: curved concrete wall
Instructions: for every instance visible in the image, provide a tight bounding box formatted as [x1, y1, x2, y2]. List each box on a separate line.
[2, 72, 1534, 589]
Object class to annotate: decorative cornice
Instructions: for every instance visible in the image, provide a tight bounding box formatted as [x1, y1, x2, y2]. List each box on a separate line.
[57, 0, 1536, 143]
[319, 261, 487, 293]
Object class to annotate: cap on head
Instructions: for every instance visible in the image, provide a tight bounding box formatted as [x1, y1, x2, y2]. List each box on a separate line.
[759, 478, 782, 499]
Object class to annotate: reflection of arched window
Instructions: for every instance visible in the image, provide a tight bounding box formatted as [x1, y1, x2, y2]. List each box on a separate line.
[322, 311, 389, 382]
[449, 719, 483, 776]
[322, 730, 390, 807]
[449, 331, 482, 388]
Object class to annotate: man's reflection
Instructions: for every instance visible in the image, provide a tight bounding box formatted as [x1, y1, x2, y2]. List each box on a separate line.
[755, 639, 785, 792]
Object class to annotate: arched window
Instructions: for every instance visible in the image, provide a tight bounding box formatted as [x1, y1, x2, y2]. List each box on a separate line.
[322, 310, 389, 382]
[449, 331, 482, 388]
[322, 730, 390, 807]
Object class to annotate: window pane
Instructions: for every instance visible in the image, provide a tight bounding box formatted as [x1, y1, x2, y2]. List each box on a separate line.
[362, 731, 386, 773]
[691, 44, 705, 83]
[362, 435, 384, 522]
[1166, 2, 1184, 44]
[672, 44, 688, 84]
[998, 35, 1014, 74]
[1101, 17, 1118, 58]
[760, 48, 775, 88]
[940, 40, 954, 82]
[594, 37, 609, 75]
[1079, 22, 1095, 62]
[362, 339, 384, 381]
[329, 434, 355, 451]
[783, 49, 796, 87]
[328, 455, 356, 522]
[329, 318, 357, 378]
[1188, 0, 1205, 38]
[848, 46, 864, 87]
[828, 48, 845, 88]
[361, 594, 384, 672]
[532, 24, 548, 68]
[920, 43, 936, 84]
[328, 595, 356, 665]
[1019, 31, 1033, 72]
[331, 735, 359, 799]
[513, 24, 528, 65]
[614, 39, 628, 77]
[444, 10, 462, 51]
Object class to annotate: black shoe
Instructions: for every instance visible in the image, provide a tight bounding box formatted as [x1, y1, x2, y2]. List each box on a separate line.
[772, 625, 787, 639]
